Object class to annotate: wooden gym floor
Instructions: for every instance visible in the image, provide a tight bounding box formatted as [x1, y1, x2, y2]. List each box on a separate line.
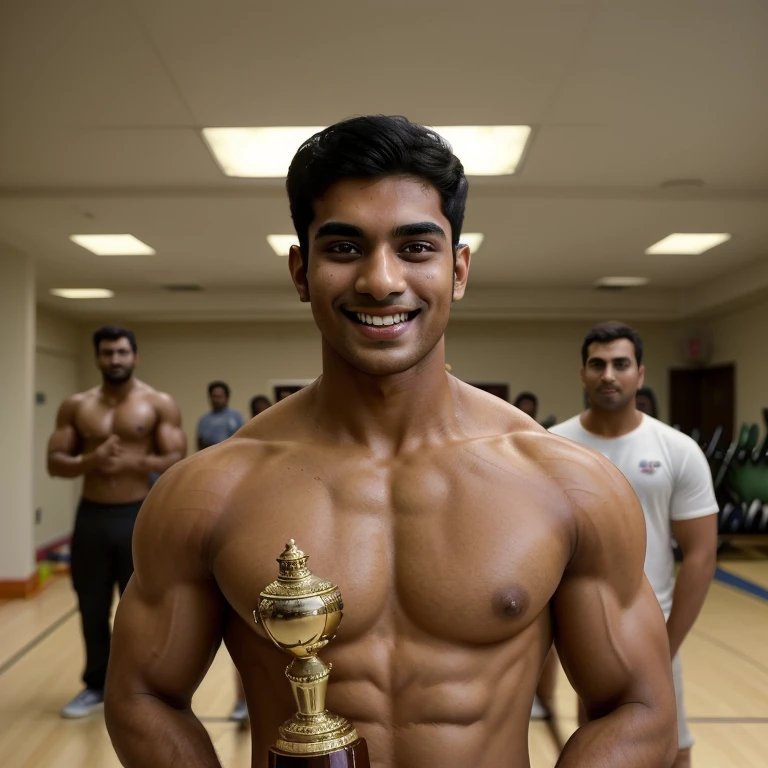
[1, 559, 767, 768]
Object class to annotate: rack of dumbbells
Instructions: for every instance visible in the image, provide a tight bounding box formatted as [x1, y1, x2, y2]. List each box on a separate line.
[695, 423, 768, 546]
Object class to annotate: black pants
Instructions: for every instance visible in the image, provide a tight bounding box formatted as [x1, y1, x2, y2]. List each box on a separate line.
[70, 498, 143, 690]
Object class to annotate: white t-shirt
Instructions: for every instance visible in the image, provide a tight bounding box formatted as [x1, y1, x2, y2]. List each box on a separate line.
[550, 414, 718, 617]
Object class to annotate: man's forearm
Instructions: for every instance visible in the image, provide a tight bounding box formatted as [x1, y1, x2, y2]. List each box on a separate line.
[47, 452, 97, 478]
[557, 701, 676, 768]
[142, 452, 184, 475]
[106, 693, 221, 768]
[666, 553, 716, 657]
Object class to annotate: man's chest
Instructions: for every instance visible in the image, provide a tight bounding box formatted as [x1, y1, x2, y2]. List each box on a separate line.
[211, 446, 571, 649]
[76, 397, 156, 441]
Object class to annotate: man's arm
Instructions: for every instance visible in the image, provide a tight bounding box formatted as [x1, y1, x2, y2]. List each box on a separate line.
[667, 515, 717, 658]
[47, 396, 114, 477]
[665, 441, 719, 658]
[147, 393, 186, 473]
[551, 446, 677, 768]
[105, 464, 225, 767]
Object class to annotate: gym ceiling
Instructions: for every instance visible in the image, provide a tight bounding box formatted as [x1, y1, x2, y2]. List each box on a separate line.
[0, 0, 766, 323]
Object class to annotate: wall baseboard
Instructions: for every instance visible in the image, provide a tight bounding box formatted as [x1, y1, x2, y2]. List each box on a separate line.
[0, 571, 40, 599]
[36, 533, 71, 563]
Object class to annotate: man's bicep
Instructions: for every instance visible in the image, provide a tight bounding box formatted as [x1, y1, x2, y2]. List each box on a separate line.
[553, 463, 673, 718]
[47, 398, 80, 455]
[155, 395, 187, 456]
[553, 570, 672, 719]
[107, 484, 223, 706]
[109, 578, 223, 706]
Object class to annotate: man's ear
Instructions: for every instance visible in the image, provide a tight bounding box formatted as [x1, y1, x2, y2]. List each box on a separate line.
[452, 244, 471, 302]
[288, 245, 310, 302]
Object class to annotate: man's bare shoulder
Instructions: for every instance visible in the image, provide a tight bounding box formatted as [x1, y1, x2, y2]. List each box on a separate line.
[61, 387, 100, 411]
[132, 379, 178, 407]
[451, 377, 544, 436]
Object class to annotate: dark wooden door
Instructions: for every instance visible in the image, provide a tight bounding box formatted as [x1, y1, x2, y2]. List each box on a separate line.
[669, 364, 735, 444]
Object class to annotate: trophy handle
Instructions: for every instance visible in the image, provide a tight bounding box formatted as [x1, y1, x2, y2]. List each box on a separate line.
[268, 738, 370, 767]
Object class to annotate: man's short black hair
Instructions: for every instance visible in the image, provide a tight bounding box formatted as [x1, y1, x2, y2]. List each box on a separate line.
[93, 325, 137, 354]
[208, 381, 230, 398]
[636, 386, 659, 418]
[286, 115, 469, 266]
[513, 391, 538, 409]
[250, 394, 271, 417]
[581, 321, 644, 366]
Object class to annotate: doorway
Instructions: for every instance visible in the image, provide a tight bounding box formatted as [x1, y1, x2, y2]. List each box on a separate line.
[669, 364, 735, 444]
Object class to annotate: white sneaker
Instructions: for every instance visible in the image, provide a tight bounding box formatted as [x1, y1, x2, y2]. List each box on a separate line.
[229, 700, 248, 723]
[530, 695, 549, 720]
[61, 688, 104, 718]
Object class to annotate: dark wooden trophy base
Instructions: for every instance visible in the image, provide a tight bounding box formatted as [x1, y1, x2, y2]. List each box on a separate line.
[268, 738, 370, 768]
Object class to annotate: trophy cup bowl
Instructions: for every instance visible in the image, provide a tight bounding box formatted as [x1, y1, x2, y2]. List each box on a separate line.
[255, 540, 370, 767]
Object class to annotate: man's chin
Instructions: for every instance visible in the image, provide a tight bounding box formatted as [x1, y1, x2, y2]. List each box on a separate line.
[103, 372, 133, 385]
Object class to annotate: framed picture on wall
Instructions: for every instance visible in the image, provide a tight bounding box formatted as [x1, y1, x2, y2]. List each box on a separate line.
[466, 383, 509, 401]
[267, 378, 317, 403]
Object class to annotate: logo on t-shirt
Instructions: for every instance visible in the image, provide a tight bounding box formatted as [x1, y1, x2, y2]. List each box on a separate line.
[639, 459, 662, 475]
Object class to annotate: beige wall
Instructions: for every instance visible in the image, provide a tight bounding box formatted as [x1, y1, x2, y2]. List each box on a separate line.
[704, 295, 768, 428]
[76, 318, 678, 450]
[34, 308, 82, 548]
[446, 319, 678, 424]
[78, 321, 324, 452]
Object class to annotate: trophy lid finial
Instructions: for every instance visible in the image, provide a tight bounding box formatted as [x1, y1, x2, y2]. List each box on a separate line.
[276, 539, 311, 581]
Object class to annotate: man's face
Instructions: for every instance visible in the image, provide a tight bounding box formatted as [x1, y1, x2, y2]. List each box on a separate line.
[517, 398, 537, 419]
[96, 338, 136, 384]
[581, 338, 645, 413]
[289, 175, 470, 377]
[635, 393, 654, 416]
[209, 387, 228, 411]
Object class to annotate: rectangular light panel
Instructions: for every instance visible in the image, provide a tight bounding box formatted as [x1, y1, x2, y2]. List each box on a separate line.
[204, 127, 324, 178]
[70, 235, 155, 256]
[459, 233, 484, 253]
[645, 233, 731, 255]
[594, 276, 649, 288]
[267, 235, 298, 257]
[204, 125, 531, 178]
[50, 288, 115, 299]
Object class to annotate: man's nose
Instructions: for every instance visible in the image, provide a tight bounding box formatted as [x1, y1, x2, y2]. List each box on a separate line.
[354, 248, 407, 300]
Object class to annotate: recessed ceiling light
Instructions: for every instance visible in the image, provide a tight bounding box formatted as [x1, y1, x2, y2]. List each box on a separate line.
[435, 126, 531, 175]
[70, 234, 155, 256]
[50, 288, 115, 299]
[645, 233, 731, 255]
[594, 277, 650, 288]
[267, 234, 298, 256]
[204, 125, 531, 178]
[459, 233, 484, 253]
[204, 127, 324, 178]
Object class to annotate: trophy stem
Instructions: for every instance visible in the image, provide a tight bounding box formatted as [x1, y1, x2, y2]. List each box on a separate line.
[287, 656, 330, 716]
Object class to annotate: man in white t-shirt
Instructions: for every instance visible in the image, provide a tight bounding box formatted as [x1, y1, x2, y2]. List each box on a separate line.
[542, 321, 718, 768]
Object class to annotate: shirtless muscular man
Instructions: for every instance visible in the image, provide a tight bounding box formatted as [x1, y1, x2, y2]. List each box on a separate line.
[104, 118, 677, 767]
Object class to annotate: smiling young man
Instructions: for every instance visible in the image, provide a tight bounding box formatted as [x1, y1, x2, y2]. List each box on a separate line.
[105, 117, 677, 768]
[545, 321, 719, 768]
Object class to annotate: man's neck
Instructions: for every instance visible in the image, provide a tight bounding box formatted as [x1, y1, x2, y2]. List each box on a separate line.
[312, 338, 461, 456]
[580, 405, 643, 438]
[100, 377, 136, 401]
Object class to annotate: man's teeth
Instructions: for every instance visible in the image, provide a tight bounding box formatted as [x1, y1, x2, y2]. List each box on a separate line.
[356, 312, 410, 326]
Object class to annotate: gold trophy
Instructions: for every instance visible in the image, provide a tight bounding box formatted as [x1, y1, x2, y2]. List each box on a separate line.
[255, 540, 370, 767]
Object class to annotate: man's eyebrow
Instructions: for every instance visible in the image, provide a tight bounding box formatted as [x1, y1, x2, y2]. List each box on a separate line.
[314, 222, 365, 239]
[588, 356, 632, 363]
[392, 222, 446, 239]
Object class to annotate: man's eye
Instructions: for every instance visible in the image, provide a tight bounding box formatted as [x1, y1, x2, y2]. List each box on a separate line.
[402, 242, 434, 255]
[327, 242, 360, 255]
